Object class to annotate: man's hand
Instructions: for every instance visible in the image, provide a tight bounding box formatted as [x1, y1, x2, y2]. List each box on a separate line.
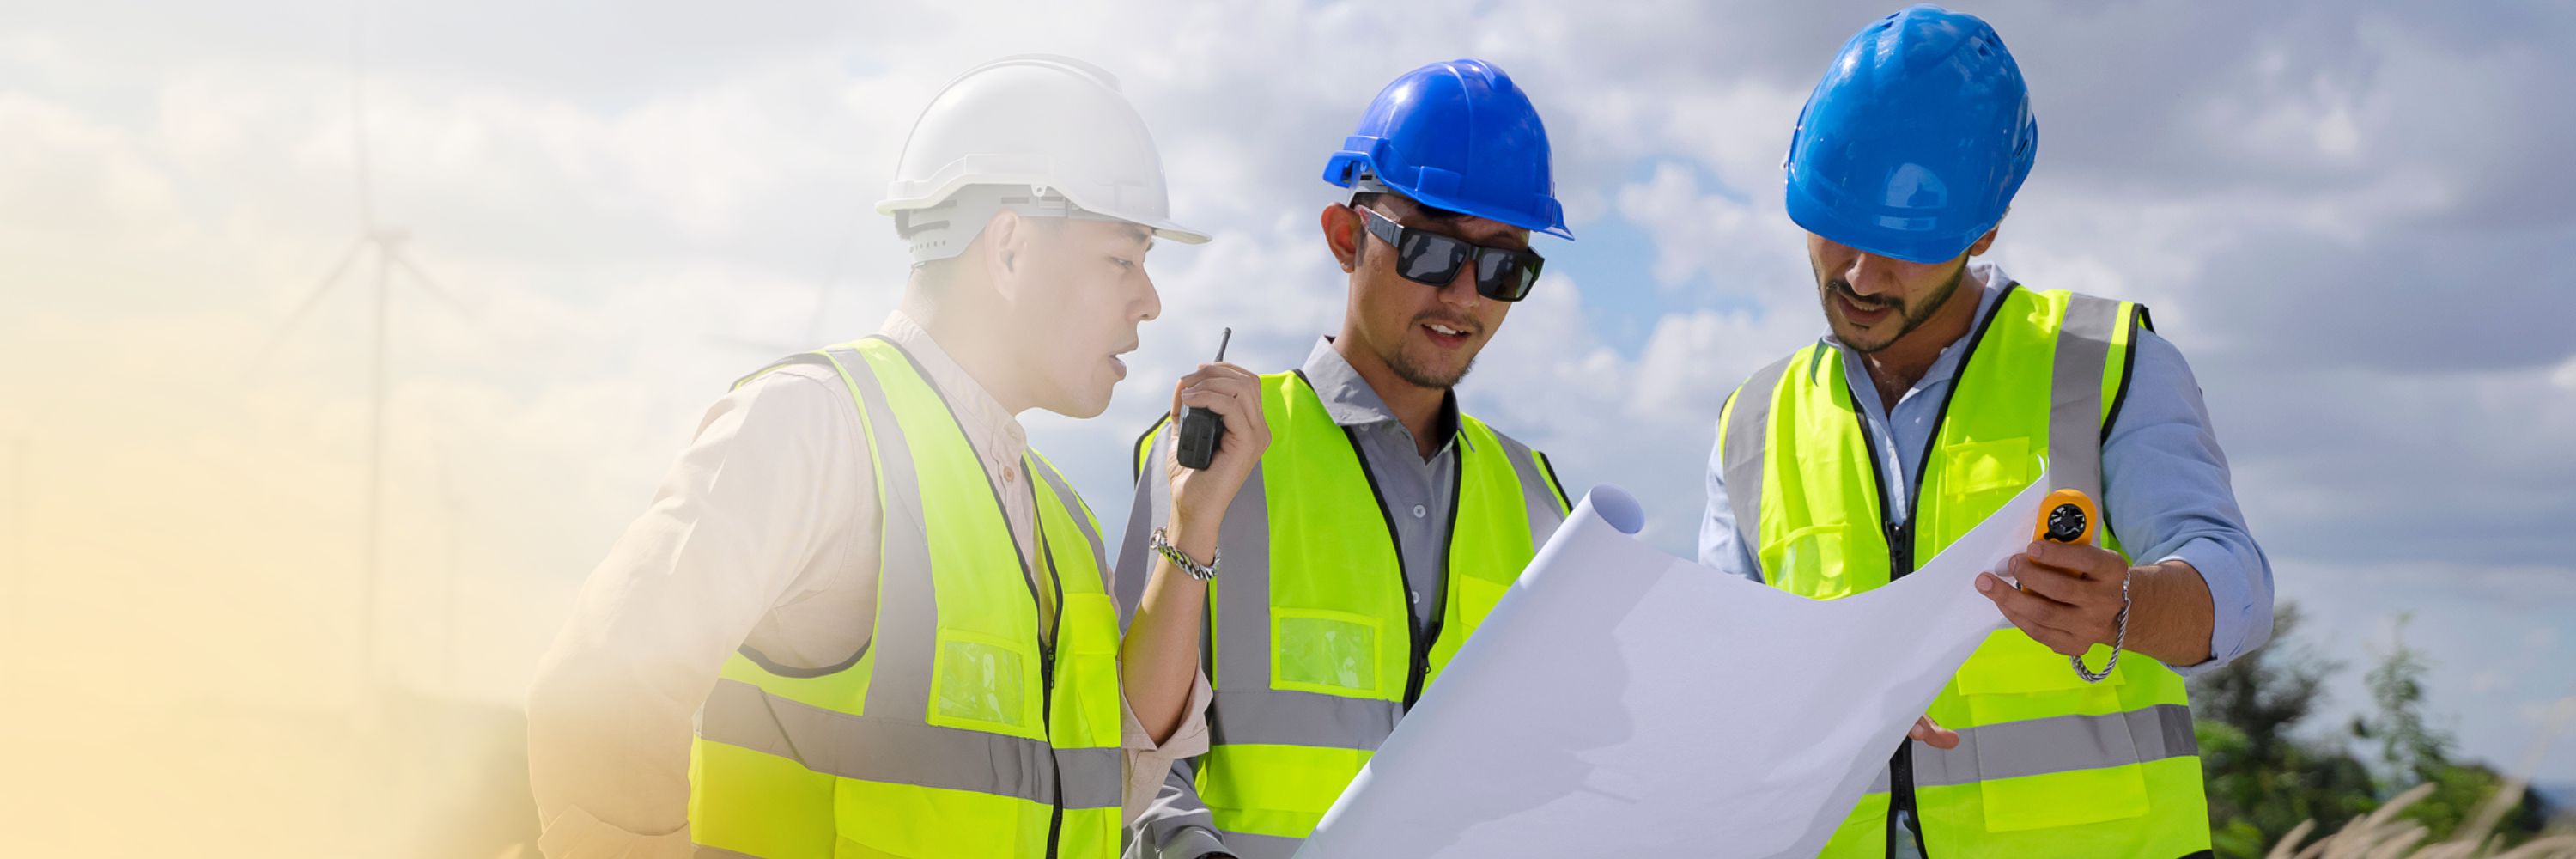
[1975, 540, 2132, 657]
[1163, 362, 1270, 554]
[1909, 715, 1960, 750]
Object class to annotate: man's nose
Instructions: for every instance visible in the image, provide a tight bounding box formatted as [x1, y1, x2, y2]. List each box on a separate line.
[1437, 263, 1483, 309]
[1138, 267, 1162, 321]
[1844, 253, 1904, 297]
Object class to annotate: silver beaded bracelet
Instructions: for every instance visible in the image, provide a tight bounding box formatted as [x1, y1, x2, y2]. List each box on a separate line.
[2072, 570, 2132, 683]
[1150, 527, 1219, 582]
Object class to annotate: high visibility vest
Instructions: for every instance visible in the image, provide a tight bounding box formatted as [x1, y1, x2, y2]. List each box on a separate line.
[689, 337, 1126, 859]
[1131, 369, 1571, 858]
[1718, 286, 2210, 858]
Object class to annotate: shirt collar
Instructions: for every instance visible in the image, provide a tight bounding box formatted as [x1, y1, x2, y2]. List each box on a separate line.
[878, 309, 1030, 460]
[1298, 336, 1465, 451]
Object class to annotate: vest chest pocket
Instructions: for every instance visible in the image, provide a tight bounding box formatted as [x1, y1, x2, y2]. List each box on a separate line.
[1272, 607, 1388, 698]
[1760, 523, 1857, 599]
[929, 630, 1040, 737]
[1452, 573, 1510, 632]
[1931, 437, 2036, 541]
[1953, 632, 2148, 831]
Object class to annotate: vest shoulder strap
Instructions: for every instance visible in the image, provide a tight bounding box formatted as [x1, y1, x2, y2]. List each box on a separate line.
[1720, 348, 1811, 565]
[2043, 290, 2131, 503]
[1133, 412, 1173, 482]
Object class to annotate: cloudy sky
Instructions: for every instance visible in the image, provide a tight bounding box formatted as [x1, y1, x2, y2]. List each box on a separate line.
[4, 0, 2573, 843]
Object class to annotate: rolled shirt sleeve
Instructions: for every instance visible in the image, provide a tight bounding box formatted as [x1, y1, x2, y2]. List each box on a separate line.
[2099, 327, 2275, 674]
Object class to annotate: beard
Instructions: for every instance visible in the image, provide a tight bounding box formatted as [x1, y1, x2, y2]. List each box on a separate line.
[1387, 346, 1475, 389]
[1378, 309, 1482, 389]
[1827, 259, 1967, 353]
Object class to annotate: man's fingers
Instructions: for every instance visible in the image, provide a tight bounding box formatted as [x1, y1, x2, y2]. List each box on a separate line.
[1182, 378, 1266, 435]
[1981, 570, 2075, 611]
[1176, 361, 1259, 388]
[1177, 387, 1247, 422]
[2023, 540, 2123, 578]
[2006, 555, 2093, 604]
[1910, 716, 1961, 750]
[1194, 361, 1259, 381]
[1979, 575, 2093, 655]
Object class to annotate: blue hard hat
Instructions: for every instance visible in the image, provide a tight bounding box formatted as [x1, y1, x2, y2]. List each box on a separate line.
[1784, 5, 2037, 264]
[1324, 59, 1572, 240]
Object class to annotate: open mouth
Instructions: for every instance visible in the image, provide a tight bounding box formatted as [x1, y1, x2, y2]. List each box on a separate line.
[1421, 320, 1474, 349]
[1837, 291, 1895, 325]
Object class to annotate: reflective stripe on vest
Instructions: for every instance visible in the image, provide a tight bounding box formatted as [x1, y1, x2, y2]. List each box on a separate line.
[687, 337, 1123, 859]
[1717, 287, 2211, 859]
[1133, 370, 1568, 853]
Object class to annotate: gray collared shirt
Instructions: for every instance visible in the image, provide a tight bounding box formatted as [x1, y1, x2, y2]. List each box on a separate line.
[1294, 336, 1468, 632]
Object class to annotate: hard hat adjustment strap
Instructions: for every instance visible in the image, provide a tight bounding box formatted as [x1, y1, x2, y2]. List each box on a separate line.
[892, 200, 956, 240]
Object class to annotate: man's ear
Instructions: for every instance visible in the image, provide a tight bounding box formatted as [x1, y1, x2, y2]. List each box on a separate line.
[1321, 204, 1362, 272]
[1965, 226, 2000, 258]
[982, 210, 1027, 298]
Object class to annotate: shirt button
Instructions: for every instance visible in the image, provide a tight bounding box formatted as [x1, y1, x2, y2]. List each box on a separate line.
[1411, 504, 1427, 519]
[1002, 464, 1018, 484]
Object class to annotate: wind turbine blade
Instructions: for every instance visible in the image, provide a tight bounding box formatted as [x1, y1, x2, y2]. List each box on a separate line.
[393, 251, 474, 318]
[246, 236, 368, 375]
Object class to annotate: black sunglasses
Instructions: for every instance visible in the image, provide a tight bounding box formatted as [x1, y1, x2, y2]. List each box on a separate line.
[1358, 206, 1545, 302]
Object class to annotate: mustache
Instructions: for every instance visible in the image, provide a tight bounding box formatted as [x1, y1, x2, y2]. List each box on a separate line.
[1828, 279, 1900, 312]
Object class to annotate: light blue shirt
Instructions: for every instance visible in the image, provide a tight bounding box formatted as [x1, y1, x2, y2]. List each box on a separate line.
[1698, 264, 2274, 674]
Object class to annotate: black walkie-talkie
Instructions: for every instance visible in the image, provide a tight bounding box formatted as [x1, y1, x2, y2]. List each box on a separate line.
[1175, 327, 1233, 471]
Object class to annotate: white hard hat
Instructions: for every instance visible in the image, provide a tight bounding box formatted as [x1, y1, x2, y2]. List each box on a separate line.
[879, 54, 1210, 264]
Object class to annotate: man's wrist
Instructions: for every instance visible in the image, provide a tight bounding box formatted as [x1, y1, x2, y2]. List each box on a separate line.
[1162, 514, 1221, 562]
[2123, 558, 2214, 663]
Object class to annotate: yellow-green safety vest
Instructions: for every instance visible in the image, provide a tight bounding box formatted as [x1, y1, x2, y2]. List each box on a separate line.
[690, 337, 1126, 859]
[1131, 369, 1571, 858]
[1718, 286, 2210, 858]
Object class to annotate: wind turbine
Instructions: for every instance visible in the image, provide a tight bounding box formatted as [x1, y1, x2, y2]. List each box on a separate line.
[248, 10, 470, 686]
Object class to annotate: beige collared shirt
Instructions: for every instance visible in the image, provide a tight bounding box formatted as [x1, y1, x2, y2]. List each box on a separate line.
[526, 311, 1212, 858]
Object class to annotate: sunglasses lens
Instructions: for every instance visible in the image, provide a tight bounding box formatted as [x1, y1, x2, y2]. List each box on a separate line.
[1398, 232, 1471, 285]
[1475, 251, 1541, 302]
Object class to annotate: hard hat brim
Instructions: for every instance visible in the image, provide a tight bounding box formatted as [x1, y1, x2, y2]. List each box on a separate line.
[1140, 218, 1212, 245]
[1784, 174, 1982, 265]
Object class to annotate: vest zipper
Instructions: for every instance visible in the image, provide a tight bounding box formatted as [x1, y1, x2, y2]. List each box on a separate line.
[1852, 412, 1931, 858]
[1035, 511, 1068, 859]
[1842, 284, 2011, 858]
